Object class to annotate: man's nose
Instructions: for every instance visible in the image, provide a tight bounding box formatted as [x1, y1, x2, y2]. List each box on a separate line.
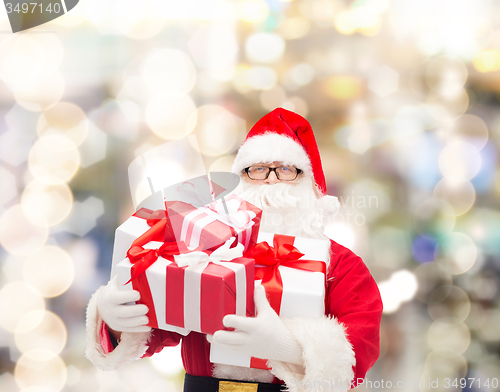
[265, 170, 280, 184]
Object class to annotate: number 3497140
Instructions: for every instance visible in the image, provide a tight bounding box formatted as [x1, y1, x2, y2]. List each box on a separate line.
[5, 2, 62, 14]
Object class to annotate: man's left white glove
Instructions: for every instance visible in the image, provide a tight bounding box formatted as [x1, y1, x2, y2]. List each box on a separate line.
[212, 285, 304, 365]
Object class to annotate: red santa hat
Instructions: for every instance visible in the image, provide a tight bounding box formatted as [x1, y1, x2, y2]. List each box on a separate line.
[232, 108, 327, 195]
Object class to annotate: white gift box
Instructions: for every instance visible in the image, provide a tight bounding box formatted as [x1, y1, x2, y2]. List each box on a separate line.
[210, 232, 330, 368]
[109, 208, 160, 279]
[115, 241, 190, 336]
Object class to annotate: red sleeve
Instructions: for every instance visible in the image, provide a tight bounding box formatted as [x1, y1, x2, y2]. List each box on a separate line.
[142, 328, 183, 357]
[326, 240, 383, 385]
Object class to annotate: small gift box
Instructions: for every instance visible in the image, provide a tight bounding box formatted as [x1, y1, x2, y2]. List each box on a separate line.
[210, 232, 329, 369]
[110, 208, 175, 279]
[115, 228, 255, 336]
[166, 194, 261, 252]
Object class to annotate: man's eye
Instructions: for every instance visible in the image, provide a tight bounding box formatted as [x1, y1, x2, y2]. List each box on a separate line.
[254, 167, 265, 171]
[280, 167, 290, 171]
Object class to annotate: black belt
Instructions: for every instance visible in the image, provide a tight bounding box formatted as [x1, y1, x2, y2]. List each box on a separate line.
[183, 374, 286, 392]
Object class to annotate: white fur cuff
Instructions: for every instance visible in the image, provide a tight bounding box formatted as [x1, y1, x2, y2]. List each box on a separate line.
[85, 286, 151, 371]
[268, 316, 355, 392]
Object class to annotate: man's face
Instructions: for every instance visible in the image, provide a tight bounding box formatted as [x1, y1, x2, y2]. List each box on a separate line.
[242, 161, 302, 186]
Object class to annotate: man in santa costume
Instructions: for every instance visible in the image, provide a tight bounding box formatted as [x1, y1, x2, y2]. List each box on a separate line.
[86, 108, 383, 392]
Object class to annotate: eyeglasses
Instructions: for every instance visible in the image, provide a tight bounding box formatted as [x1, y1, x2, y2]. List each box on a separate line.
[244, 165, 302, 181]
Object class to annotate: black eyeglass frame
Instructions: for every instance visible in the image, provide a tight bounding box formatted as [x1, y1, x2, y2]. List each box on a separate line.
[243, 166, 302, 181]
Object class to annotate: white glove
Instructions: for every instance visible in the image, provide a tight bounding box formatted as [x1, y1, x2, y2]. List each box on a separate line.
[97, 277, 151, 333]
[212, 285, 303, 365]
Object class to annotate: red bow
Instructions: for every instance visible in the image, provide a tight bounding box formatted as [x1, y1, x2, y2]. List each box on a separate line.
[125, 219, 195, 284]
[245, 234, 326, 312]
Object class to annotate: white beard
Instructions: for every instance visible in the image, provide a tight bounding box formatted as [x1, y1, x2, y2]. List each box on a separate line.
[236, 176, 338, 240]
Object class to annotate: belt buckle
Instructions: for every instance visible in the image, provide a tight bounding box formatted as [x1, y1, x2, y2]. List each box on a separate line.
[218, 380, 259, 392]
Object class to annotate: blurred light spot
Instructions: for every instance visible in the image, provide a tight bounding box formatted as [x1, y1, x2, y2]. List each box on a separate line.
[426, 88, 469, 122]
[246, 66, 277, 90]
[245, 32, 285, 64]
[433, 178, 476, 216]
[446, 114, 489, 150]
[232, 64, 252, 93]
[209, 155, 236, 173]
[413, 198, 456, 236]
[281, 96, 309, 118]
[428, 286, 471, 323]
[148, 344, 183, 376]
[188, 25, 238, 80]
[28, 134, 80, 185]
[146, 91, 197, 140]
[436, 232, 477, 275]
[425, 56, 468, 96]
[0, 165, 17, 207]
[79, 121, 108, 168]
[425, 349, 468, 378]
[13, 71, 65, 112]
[428, 319, 470, 354]
[379, 270, 418, 314]
[23, 246, 74, 298]
[282, 63, 315, 90]
[476, 309, 500, 342]
[21, 181, 73, 227]
[260, 86, 287, 112]
[37, 102, 89, 147]
[368, 65, 399, 97]
[473, 49, 500, 72]
[141, 49, 196, 94]
[324, 222, 356, 251]
[191, 105, 245, 157]
[15, 311, 67, 359]
[334, 8, 381, 36]
[89, 99, 139, 142]
[59, 196, 104, 237]
[0, 205, 48, 255]
[116, 76, 149, 108]
[334, 10, 357, 35]
[0, 35, 45, 87]
[469, 275, 498, 301]
[277, 17, 310, 40]
[14, 352, 66, 391]
[411, 235, 438, 263]
[237, 0, 269, 23]
[112, 0, 164, 40]
[0, 129, 34, 167]
[0, 282, 45, 333]
[439, 141, 481, 182]
[324, 75, 363, 100]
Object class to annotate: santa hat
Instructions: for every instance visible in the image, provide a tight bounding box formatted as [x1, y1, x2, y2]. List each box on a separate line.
[232, 108, 327, 196]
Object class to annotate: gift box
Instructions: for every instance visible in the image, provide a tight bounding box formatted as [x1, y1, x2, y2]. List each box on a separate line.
[166, 194, 261, 252]
[115, 230, 255, 336]
[210, 232, 329, 369]
[110, 208, 175, 279]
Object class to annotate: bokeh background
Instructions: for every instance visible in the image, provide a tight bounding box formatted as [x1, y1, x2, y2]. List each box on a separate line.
[0, 0, 499, 391]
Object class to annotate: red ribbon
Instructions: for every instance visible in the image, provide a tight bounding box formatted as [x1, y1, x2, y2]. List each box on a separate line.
[245, 234, 326, 313]
[125, 219, 196, 284]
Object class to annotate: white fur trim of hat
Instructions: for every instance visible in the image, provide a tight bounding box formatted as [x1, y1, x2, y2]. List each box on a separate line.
[85, 286, 151, 371]
[232, 133, 312, 177]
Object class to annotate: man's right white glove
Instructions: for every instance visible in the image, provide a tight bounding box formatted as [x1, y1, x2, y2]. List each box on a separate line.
[97, 277, 151, 333]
